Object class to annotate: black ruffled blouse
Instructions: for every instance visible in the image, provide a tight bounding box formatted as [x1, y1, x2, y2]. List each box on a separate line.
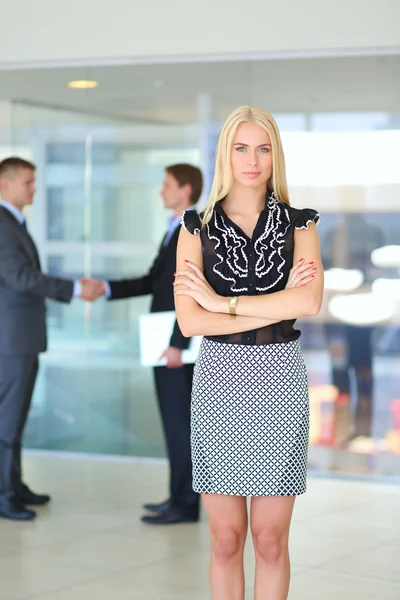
[181, 194, 319, 345]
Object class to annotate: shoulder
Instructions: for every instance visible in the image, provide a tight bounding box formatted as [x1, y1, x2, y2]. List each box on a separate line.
[0, 206, 13, 224]
[0, 217, 17, 237]
[180, 209, 202, 236]
[285, 204, 320, 230]
[0, 207, 21, 231]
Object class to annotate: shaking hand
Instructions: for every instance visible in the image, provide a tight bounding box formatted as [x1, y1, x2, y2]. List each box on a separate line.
[79, 278, 107, 302]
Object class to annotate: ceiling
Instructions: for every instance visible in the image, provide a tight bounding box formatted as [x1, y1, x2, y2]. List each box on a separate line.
[0, 54, 399, 125]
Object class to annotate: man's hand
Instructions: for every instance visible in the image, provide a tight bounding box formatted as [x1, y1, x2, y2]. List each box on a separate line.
[80, 279, 106, 302]
[160, 346, 184, 369]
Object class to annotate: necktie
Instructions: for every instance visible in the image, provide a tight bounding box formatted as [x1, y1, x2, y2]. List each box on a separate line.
[21, 219, 27, 230]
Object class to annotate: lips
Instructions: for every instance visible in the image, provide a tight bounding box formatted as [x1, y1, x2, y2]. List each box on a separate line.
[243, 172, 261, 178]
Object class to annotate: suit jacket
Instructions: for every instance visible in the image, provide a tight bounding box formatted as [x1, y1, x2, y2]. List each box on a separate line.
[108, 219, 190, 350]
[0, 206, 74, 355]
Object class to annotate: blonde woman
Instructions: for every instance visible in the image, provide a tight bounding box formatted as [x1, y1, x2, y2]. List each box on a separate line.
[174, 106, 323, 600]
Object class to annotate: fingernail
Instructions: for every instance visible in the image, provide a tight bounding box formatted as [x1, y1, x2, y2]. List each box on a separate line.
[312, 267, 317, 271]
[184, 260, 189, 263]
[309, 261, 314, 265]
[299, 258, 304, 262]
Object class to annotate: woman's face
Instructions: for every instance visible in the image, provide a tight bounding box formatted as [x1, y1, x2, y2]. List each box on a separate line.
[230, 122, 272, 189]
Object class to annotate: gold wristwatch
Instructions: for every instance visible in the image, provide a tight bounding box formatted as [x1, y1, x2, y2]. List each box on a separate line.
[228, 296, 238, 317]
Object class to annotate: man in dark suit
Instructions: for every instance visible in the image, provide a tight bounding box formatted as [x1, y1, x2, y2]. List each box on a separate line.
[0, 157, 102, 521]
[322, 215, 385, 440]
[99, 164, 202, 525]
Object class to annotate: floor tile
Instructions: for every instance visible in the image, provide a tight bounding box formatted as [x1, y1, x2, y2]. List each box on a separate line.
[29, 531, 189, 574]
[323, 543, 400, 583]
[0, 554, 102, 600]
[290, 569, 400, 600]
[24, 571, 205, 600]
[289, 531, 377, 567]
[291, 506, 398, 546]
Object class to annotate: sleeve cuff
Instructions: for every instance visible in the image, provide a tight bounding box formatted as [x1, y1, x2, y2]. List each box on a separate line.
[73, 280, 82, 298]
[104, 281, 111, 299]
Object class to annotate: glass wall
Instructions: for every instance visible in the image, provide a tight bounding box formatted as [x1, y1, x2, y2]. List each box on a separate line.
[6, 54, 400, 479]
[10, 105, 200, 457]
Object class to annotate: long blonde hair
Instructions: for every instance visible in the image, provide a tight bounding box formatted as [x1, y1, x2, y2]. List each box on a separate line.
[202, 106, 290, 225]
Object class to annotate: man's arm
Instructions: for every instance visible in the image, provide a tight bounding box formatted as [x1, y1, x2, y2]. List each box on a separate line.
[106, 252, 160, 300]
[107, 273, 153, 300]
[0, 223, 74, 303]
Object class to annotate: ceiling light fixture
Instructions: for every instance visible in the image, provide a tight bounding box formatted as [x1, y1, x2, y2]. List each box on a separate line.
[68, 80, 99, 89]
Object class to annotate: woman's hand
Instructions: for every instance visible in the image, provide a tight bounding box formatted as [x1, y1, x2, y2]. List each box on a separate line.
[174, 258, 317, 313]
[174, 260, 224, 313]
[286, 258, 317, 289]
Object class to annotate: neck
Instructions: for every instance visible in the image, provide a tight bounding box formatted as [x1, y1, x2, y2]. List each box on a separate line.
[224, 183, 267, 214]
[0, 198, 21, 210]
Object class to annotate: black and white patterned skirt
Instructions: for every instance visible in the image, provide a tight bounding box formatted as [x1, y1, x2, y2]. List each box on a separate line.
[191, 338, 309, 496]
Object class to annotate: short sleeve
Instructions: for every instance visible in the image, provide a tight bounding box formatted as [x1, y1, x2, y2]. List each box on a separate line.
[293, 208, 320, 230]
[180, 210, 202, 235]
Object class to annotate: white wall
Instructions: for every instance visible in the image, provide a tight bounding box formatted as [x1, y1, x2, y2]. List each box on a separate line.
[0, 0, 399, 67]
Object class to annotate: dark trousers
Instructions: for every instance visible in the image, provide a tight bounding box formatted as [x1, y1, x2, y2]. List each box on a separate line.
[0, 355, 38, 498]
[325, 325, 374, 437]
[154, 363, 199, 515]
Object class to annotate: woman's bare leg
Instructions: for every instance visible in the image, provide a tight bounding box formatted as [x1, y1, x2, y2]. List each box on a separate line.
[250, 496, 295, 600]
[202, 494, 248, 600]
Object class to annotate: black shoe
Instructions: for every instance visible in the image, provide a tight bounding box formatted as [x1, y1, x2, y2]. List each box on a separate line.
[142, 498, 173, 514]
[17, 484, 51, 506]
[141, 507, 199, 525]
[0, 497, 36, 521]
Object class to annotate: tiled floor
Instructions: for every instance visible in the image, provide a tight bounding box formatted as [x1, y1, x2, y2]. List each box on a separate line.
[1, 454, 400, 599]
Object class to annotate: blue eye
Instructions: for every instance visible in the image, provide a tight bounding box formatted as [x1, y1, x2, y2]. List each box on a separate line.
[236, 147, 246, 152]
[259, 147, 270, 153]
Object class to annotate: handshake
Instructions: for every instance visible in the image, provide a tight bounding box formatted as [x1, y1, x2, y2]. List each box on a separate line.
[78, 278, 107, 302]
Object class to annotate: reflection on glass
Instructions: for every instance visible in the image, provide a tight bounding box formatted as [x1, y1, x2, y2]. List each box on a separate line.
[329, 293, 396, 325]
[371, 245, 400, 268]
[324, 268, 364, 291]
[372, 278, 400, 299]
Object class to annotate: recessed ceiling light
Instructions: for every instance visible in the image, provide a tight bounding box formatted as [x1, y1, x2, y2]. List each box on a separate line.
[68, 80, 99, 89]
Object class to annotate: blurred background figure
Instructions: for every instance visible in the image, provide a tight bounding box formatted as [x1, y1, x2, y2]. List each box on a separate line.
[97, 164, 203, 525]
[322, 214, 385, 442]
